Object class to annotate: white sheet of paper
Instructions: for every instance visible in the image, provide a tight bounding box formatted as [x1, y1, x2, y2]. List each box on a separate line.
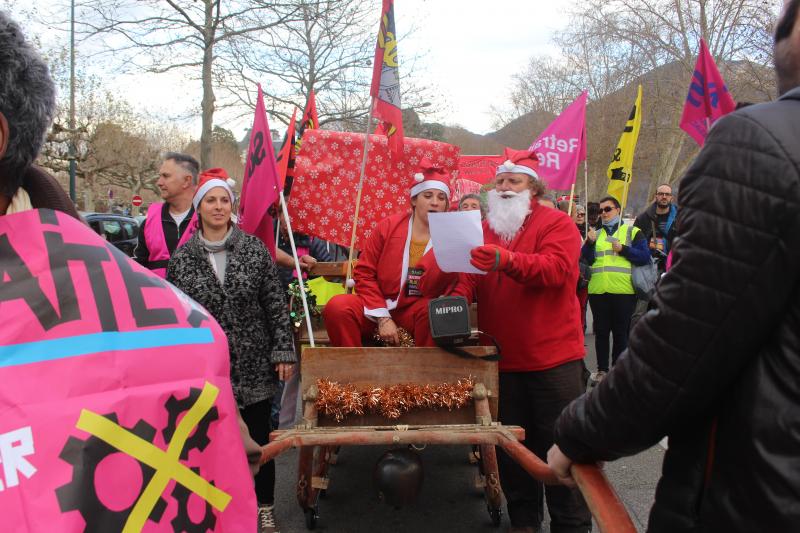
[428, 210, 486, 274]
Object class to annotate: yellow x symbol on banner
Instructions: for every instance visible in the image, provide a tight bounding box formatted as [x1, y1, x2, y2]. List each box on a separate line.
[75, 382, 231, 532]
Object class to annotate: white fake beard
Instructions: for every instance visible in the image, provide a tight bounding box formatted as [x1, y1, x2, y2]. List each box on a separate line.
[486, 189, 532, 243]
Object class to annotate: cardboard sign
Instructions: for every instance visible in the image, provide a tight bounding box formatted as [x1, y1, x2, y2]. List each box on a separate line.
[0, 209, 255, 531]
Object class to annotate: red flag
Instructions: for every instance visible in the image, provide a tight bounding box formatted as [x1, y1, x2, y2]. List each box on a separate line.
[679, 39, 736, 146]
[370, 0, 404, 156]
[288, 130, 459, 249]
[276, 108, 297, 190]
[239, 83, 280, 257]
[298, 90, 319, 135]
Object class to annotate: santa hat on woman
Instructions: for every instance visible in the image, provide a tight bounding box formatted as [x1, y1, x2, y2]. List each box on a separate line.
[496, 147, 541, 179]
[410, 158, 451, 198]
[193, 167, 237, 210]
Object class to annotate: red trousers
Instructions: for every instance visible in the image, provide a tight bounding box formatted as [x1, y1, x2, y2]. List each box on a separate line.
[323, 294, 435, 347]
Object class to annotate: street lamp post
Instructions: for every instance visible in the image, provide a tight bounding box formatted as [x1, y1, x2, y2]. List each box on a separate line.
[68, 0, 76, 203]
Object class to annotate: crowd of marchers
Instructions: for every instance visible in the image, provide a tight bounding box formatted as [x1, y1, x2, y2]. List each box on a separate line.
[2, 3, 800, 532]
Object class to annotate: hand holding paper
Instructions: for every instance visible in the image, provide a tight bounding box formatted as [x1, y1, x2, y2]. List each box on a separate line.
[470, 244, 513, 272]
[428, 210, 486, 274]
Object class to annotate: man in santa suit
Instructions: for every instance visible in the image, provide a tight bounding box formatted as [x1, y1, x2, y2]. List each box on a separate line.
[323, 159, 451, 347]
[422, 148, 590, 532]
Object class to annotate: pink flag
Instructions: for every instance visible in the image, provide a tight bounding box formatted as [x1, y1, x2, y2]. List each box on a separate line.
[239, 83, 279, 257]
[679, 39, 736, 146]
[529, 91, 587, 190]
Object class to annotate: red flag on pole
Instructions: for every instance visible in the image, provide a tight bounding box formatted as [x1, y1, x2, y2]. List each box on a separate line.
[239, 83, 280, 258]
[370, 0, 404, 156]
[299, 90, 319, 135]
[276, 108, 297, 190]
[679, 39, 736, 146]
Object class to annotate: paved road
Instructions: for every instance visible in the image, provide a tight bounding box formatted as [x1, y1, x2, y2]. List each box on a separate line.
[272, 329, 663, 532]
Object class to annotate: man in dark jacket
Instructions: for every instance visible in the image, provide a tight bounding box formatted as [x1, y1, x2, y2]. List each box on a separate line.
[634, 183, 676, 274]
[547, 3, 800, 531]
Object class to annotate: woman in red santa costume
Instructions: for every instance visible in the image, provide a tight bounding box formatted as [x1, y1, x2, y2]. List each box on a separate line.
[322, 159, 452, 347]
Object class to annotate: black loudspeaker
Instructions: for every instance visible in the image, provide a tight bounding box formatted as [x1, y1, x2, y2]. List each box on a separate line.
[428, 296, 471, 345]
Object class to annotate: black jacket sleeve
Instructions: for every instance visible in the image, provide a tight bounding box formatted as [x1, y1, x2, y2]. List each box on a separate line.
[133, 220, 150, 266]
[554, 109, 800, 462]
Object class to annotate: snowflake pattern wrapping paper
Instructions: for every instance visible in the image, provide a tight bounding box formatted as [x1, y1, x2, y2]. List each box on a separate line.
[288, 129, 460, 249]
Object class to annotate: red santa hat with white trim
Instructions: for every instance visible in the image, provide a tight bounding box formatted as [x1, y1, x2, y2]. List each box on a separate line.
[193, 167, 237, 210]
[496, 147, 541, 180]
[410, 157, 451, 198]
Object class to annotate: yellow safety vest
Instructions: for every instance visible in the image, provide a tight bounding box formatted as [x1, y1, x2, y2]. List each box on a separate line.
[588, 223, 639, 295]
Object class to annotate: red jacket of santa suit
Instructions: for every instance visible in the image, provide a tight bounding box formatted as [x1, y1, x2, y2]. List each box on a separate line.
[421, 199, 585, 372]
[354, 210, 434, 318]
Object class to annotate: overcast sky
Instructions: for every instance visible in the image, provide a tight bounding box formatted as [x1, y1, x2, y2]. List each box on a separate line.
[5, 0, 572, 137]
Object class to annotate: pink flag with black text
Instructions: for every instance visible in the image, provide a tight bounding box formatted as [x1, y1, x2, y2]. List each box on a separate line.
[528, 90, 587, 190]
[679, 39, 736, 146]
[239, 83, 280, 258]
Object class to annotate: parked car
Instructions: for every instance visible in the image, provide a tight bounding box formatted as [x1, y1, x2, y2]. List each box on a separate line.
[80, 212, 139, 257]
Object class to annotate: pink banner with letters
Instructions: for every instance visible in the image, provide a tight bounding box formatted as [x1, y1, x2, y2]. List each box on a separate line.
[0, 209, 255, 532]
[529, 91, 587, 190]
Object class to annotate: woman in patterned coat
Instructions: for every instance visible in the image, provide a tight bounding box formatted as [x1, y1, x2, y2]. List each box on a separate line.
[167, 168, 295, 533]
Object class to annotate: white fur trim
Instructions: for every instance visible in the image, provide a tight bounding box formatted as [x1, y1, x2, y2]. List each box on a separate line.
[496, 163, 539, 180]
[410, 180, 450, 198]
[193, 178, 235, 210]
[226, 178, 236, 188]
[414, 173, 425, 183]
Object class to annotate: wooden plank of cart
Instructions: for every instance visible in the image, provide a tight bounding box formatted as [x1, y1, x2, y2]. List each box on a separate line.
[260, 345, 636, 532]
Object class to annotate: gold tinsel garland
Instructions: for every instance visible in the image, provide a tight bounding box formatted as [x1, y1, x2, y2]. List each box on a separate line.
[316, 377, 474, 421]
[372, 326, 415, 347]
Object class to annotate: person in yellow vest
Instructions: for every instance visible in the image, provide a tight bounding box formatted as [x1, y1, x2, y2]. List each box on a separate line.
[583, 196, 651, 382]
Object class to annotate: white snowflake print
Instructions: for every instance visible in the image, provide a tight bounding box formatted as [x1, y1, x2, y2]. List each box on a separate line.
[321, 216, 329, 226]
[332, 176, 341, 186]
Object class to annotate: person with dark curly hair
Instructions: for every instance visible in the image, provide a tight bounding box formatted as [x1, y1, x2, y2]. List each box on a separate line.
[0, 11, 78, 219]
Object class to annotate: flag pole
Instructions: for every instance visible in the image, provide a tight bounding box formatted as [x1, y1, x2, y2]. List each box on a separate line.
[567, 182, 576, 217]
[279, 193, 315, 347]
[344, 101, 376, 291]
[584, 159, 589, 236]
[275, 208, 282, 245]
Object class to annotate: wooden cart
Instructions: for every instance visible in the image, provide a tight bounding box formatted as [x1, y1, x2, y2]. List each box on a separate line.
[261, 346, 636, 532]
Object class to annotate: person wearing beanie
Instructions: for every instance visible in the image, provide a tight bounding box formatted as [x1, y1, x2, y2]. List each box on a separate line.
[322, 158, 453, 347]
[167, 168, 295, 533]
[420, 147, 591, 533]
[134, 152, 200, 278]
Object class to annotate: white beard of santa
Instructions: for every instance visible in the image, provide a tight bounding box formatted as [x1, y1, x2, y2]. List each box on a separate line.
[487, 188, 532, 243]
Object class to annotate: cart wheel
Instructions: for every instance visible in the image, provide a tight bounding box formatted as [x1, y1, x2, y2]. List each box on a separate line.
[488, 507, 502, 527]
[304, 507, 318, 530]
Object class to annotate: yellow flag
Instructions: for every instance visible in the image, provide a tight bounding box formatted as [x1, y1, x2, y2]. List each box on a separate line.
[607, 85, 643, 209]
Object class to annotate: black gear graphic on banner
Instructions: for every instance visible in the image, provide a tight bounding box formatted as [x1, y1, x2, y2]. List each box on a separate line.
[171, 467, 217, 532]
[56, 413, 167, 533]
[163, 387, 219, 460]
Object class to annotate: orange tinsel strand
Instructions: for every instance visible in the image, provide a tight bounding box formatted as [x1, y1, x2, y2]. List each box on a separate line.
[315, 377, 474, 421]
